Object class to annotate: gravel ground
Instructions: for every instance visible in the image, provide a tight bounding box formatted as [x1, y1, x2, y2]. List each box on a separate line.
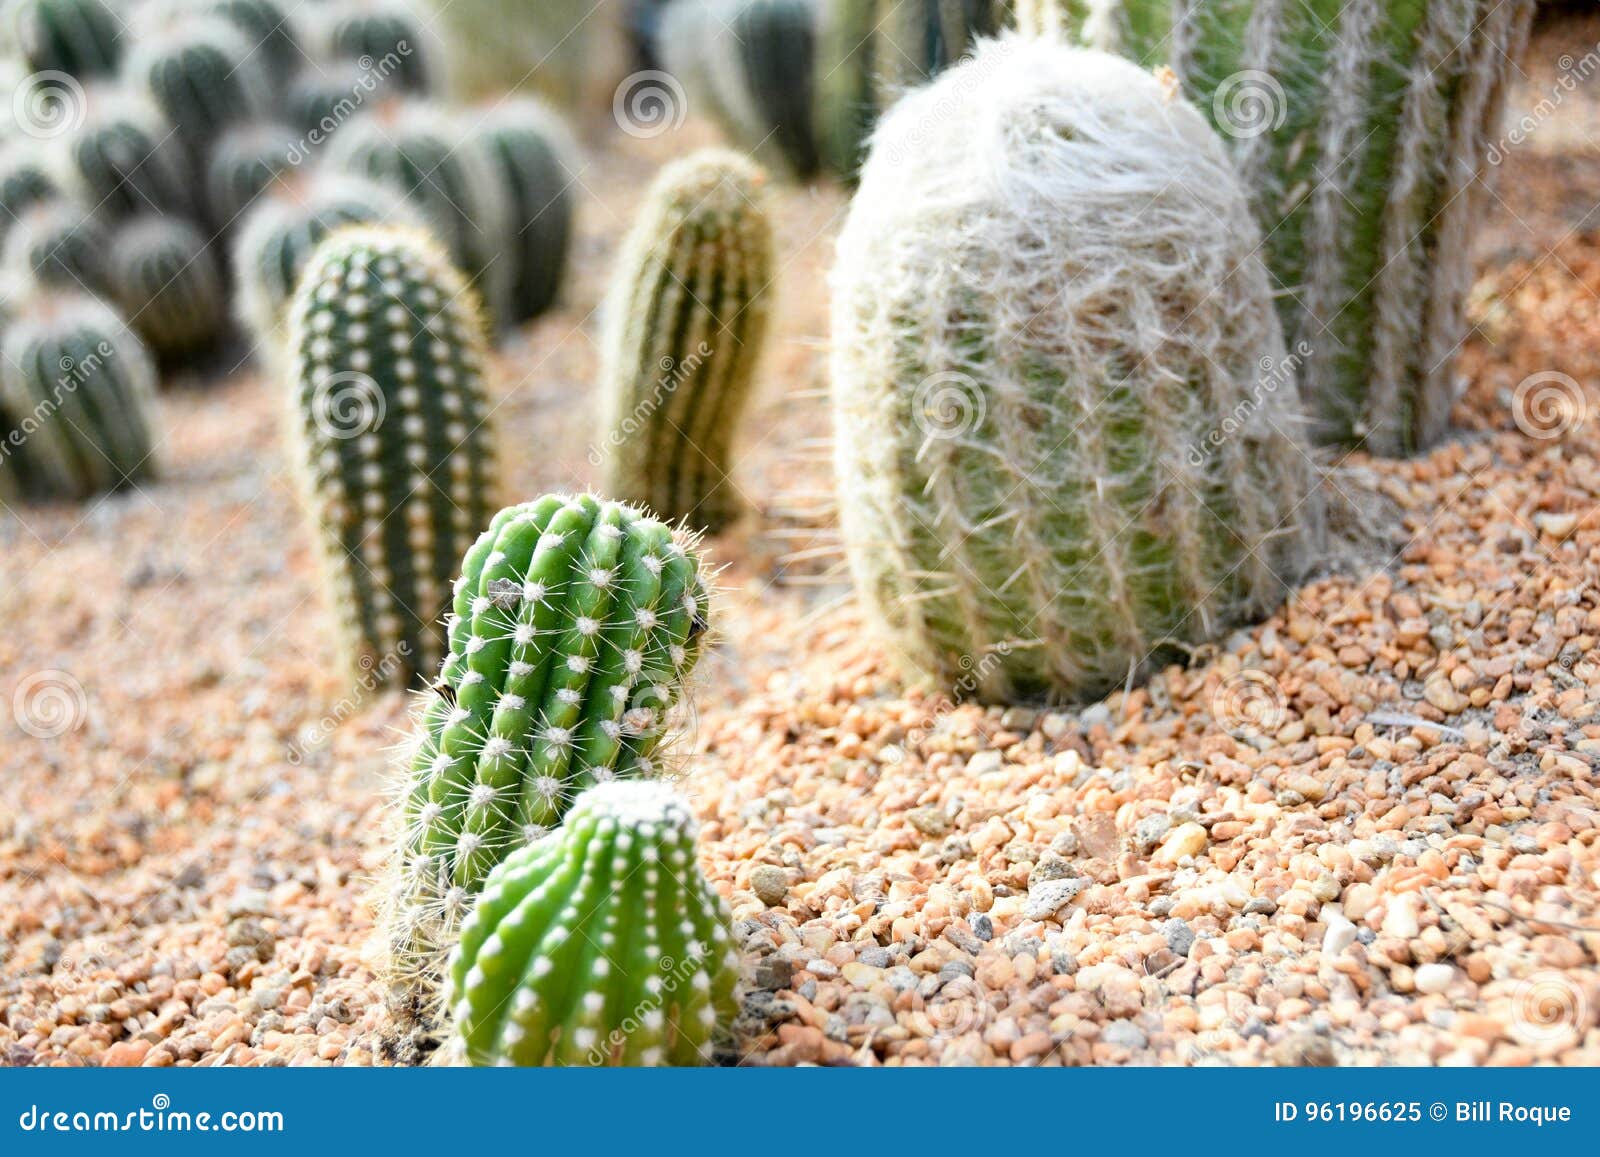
[3, 15, 1599, 1068]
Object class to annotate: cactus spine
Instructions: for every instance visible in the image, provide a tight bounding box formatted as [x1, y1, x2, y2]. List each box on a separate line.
[2, 200, 109, 294]
[599, 150, 773, 533]
[285, 225, 496, 685]
[448, 780, 738, 1066]
[0, 293, 158, 501]
[9, 0, 123, 78]
[832, 39, 1323, 704]
[106, 216, 227, 361]
[1073, 0, 1538, 453]
[382, 492, 710, 1059]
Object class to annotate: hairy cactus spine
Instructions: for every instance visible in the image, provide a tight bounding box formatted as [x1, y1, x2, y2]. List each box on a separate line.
[0, 293, 158, 501]
[11, 0, 122, 78]
[106, 216, 227, 361]
[285, 225, 496, 685]
[1075, 0, 1538, 453]
[448, 780, 739, 1066]
[382, 492, 709, 1059]
[598, 150, 773, 532]
[832, 39, 1323, 704]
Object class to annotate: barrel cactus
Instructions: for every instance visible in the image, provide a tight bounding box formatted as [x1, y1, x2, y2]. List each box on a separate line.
[381, 492, 710, 1059]
[464, 99, 577, 325]
[0, 293, 158, 501]
[1069, 0, 1539, 454]
[205, 121, 298, 227]
[59, 93, 195, 221]
[1, 199, 109, 293]
[106, 215, 227, 361]
[871, 0, 1005, 100]
[285, 59, 390, 140]
[598, 149, 773, 532]
[125, 18, 273, 170]
[284, 224, 496, 685]
[832, 39, 1323, 704]
[0, 143, 62, 246]
[7, 0, 123, 78]
[199, 0, 304, 85]
[322, 0, 436, 95]
[812, 0, 876, 181]
[447, 780, 739, 1067]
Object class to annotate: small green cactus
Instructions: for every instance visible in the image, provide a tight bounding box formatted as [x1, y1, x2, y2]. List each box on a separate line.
[125, 19, 274, 169]
[60, 92, 196, 221]
[323, 0, 435, 95]
[8, 0, 123, 78]
[598, 149, 773, 532]
[105, 215, 228, 362]
[205, 121, 297, 228]
[1, 199, 109, 293]
[0, 293, 159, 501]
[284, 224, 497, 685]
[464, 99, 577, 325]
[381, 492, 710, 1059]
[447, 780, 739, 1067]
[0, 143, 63, 247]
[285, 59, 393, 140]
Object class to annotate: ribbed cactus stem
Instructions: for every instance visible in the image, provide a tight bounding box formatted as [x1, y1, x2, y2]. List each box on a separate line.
[832, 38, 1323, 704]
[0, 145, 62, 247]
[106, 216, 227, 362]
[448, 780, 739, 1066]
[125, 19, 273, 171]
[2, 201, 109, 294]
[598, 150, 773, 532]
[11, 0, 123, 78]
[62, 94, 195, 221]
[284, 224, 497, 685]
[205, 121, 298, 228]
[324, 0, 436, 95]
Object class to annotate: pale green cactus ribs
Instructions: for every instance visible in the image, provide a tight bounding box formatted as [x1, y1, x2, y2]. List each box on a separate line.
[284, 224, 497, 687]
[1072, 0, 1539, 454]
[831, 38, 1324, 705]
[380, 492, 710, 1061]
[106, 215, 227, 362]
[447, 780, 739, 1066]
[0, 293, 159, 501]
[598, 149, 773, 533]
[1, 200, 109, 294]
[124, 19, 273, 172]
[10, 0, 123, 79]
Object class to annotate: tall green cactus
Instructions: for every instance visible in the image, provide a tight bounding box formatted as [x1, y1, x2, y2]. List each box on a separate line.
[59, 94, 196, 221]
[832, 38, 1323, 704]
[7, 0, 123, 78]
[124, 18, 273, 170]
[381, 492, 710, 1060]
[448, 780, 739, 1067]
[106, 216, 227, 362]
[285, 224, 496, 685]
[1069, 0, 1538, 454]
[0, 293, 158, 501]
[871, 0, 1005, 99]
[598, 149, 773, 533]
[2, 200, 109, 294]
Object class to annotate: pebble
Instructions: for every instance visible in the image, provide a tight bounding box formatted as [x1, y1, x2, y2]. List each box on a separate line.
[749, 866, 789, 907]
[1413, 964, 1455, 995]
[1023, 877, 1087, 919]
[1152, 823, 1209, 866]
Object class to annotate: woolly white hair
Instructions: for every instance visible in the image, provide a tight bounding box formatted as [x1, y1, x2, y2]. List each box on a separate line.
[831, 36, 1324, 704]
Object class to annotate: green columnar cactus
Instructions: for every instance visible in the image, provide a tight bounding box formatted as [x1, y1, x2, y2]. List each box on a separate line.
[447, 780, 739, 1067]
[598, 150, 773, 532]
[325, 0, 435, 94]
[284, 224, 496, 685]
[326, 103, 510, 323]
[2, 200, 109, 293]
[464, 100, 577, 325]
[106, 216, 227, 361]
[0, 144, 62, 245]
[812, 0, 876, 181]
[381, 492, 710, 1058]
[832, 39, 1323, 704]
[9, 0, 123, 78]
[0, 293, 158, 501]
[1071, 0, 1539, 454]
[205, 121, 297, 227]
[1009, 0, 1084, 38]
[232, 172, 420, 351]
[125, 20, 273, 171]
[60, 94, 196, 221]
[871, 0, 1006, 100]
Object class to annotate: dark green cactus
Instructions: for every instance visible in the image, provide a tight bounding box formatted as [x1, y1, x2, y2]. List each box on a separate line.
[285, 59, 392, 140]
[465, 99, 577, 325]
[1, 200, 109, 294]
[325, 0, 434, 94]
[284, 224, 497, 685]
[201, 0, 304, 84]
[125, 19, 273, 169]
[60, 93, 196, 221]
[871, 0, 1004, 98]
[105, 215, 228, 361]
[0, 293, 158, 501]
[448, 780, 739, 1067]
[381, 492, 710, 1059]
[205, 121, 297, 228]
[9, 0, 123, 78]
[598, 149, 773, 532]
[0, 144, 63, 247]
[812, 0, 876, 182]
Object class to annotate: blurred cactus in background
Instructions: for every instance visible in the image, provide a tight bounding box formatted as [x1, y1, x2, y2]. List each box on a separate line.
[4, 0, 123, 79]
[422, 0, 627, 107]
[2, 199, 109, 293]
[106, 216, 227, 362]
[205, 120, 297, 228]
[58, 92, 197, 221]
[317, 0, 438, 95]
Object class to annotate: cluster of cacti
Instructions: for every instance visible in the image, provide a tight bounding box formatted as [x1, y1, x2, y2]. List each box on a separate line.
[598, 149, 773, 532]
[318, 0, 436, 95]
[831, 38, 1324, 704]
[59, 94, 196, 220]
[447, 779, 739, 1066]
[7, 0, 124, 79]
[381, 491, 710, 1059]
[284, 224, 497, 686]
[1050, 0, 1540, 454]
[0, 292, 159, 501]
[105, 216, 227, 360]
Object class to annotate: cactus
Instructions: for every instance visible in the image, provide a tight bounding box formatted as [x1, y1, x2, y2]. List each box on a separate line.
[325, 102, 511, 324]
[1068, 0, 1539, 454]
[381, 491, 710, 1059]
[232, 172, 420, 351]
[870, 0, 1007, 101]
[464, 100, 577, 324]
[124, 19, 274, 169]
[323, 0, 435, 95]
[58, 92, 196, 221]
[0, 292, 159, 501]
[105, 215, 228, 361]
[0, 143, 63, 246]
[284, 224, 496, 685]
[832, 39, 1324, 704]
[1009, 0, 1084, 38]
[598, 150, 773, 533]
[205, 121, 297, 228]
[812, 0, 876, 181]
[1, 199, 109, 293]
[8, 0, 123, 78]
[447, 780, 739, 1067]
[285, 59, 393, 140]
[200, 0, 304, 84]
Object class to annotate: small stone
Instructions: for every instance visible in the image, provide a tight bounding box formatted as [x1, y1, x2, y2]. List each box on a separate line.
[1413, 963, 1455, 995]
[1024, 877, 1086, 919]
[1162, 918, 1197, 957]
[1382, 894, 1420, 940]
[749, 866, 788, 907]
[907, 807, 948, 837]
[1152, 822, 1208, 866]
[1101, 1020, 1147, 1049]
[841, 962, 881, 988]
[1322, 913, 1358, 956]
[101, 1040, 150, 1067]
